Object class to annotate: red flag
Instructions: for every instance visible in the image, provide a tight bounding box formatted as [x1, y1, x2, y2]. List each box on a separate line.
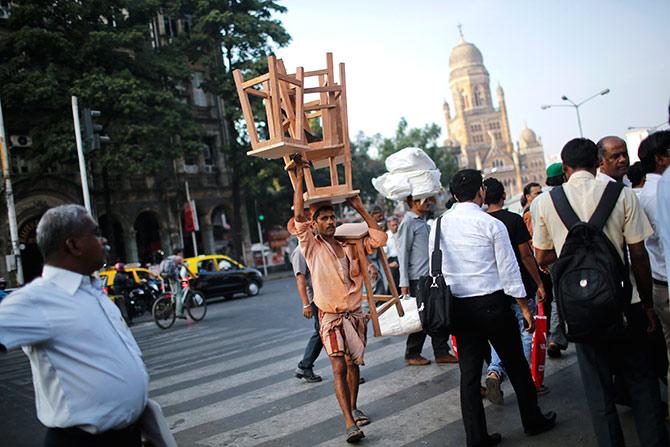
[451, 335, 458, 360]
[184, 201, 199, 233]
[530, 302, 547, 390]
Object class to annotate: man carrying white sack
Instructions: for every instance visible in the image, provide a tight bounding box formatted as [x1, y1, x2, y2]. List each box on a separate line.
[372, 147, 457, 365]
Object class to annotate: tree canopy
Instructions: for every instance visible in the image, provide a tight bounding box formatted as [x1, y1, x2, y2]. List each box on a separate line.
[0, 0, 203, 174]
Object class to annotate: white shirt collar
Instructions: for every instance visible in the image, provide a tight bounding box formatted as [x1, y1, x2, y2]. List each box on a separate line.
[42, 265, 85, 296]
[568, 170, 595, 182]
[454, 202, 483, 212]
[406, 210, 420, 219]
[646, 173, 662, 184]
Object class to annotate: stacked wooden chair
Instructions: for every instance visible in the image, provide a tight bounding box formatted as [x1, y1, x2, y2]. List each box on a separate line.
[234, 53, 403, 336]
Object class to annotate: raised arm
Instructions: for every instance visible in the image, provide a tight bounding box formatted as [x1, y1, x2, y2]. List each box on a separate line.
[291, 155, 308, 221]
[347, 195, 380, 231]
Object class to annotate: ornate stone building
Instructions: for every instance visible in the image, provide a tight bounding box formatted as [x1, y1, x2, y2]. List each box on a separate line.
[443, 30, 546, 196]
[0, 11, 253, 284]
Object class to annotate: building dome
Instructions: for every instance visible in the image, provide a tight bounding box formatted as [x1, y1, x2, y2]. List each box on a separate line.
[519, 124, 538, 148]
[449, 38, 484, 69]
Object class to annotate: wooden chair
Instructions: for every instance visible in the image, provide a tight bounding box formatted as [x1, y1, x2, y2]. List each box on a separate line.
[232, 55, 309, 159]
[335, 223, 404, 337]
[280, 53, 358, 206]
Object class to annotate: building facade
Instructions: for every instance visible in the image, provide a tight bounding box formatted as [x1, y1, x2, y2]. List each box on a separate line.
[0, 10, 253, 285]
[443, 31, 546, 196]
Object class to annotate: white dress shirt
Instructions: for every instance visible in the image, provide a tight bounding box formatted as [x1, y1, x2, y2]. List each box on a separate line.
[657, 169, 670, 283]
[597, 171, 632, 187]
[596, 174, 642, 304]
[0, 265, 149, 433]
[639, 173, 667, 281]
[429, 202, 526, 299]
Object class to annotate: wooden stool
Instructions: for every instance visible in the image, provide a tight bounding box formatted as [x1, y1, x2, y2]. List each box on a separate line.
[335, 223, 404, 337]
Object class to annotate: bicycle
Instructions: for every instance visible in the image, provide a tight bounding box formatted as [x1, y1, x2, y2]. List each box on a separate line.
[152, 277, 207, 329]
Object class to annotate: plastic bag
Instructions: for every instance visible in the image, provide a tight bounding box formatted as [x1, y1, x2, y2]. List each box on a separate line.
[385, 147, 436, 173]
[372, 169, 441, 201]
[407, 169, 442, 200]
[377, 297, 423, 336]
[371, 172, 412, 200]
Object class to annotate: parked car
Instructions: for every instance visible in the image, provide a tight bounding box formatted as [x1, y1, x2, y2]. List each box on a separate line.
[183, 254, 263, 300]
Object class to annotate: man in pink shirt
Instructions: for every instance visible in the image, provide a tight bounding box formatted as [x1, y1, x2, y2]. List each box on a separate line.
[288, 156, 386, 443]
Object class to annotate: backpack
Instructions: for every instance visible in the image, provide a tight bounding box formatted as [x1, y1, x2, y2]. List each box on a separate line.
[416, 216, 454, 336]
[160, 256, 178, 280]
[549, 182, 632, 343]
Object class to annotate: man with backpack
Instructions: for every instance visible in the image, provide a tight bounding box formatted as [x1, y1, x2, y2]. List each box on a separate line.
[532, 138, 668, 446]
[160, 248, 185, 319]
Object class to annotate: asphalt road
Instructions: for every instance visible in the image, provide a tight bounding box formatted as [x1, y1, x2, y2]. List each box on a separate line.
[1, 276, 667, 446]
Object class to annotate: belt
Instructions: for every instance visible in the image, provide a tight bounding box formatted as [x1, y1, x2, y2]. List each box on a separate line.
[653, 278, 668, 287]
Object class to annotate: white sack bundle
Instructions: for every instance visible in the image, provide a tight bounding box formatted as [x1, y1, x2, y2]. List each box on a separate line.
[385, 147, 436, 173]
[372, 169, 442, 201]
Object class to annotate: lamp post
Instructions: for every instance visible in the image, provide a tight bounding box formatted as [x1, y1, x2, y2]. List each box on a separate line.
[541, 88, 610, 137]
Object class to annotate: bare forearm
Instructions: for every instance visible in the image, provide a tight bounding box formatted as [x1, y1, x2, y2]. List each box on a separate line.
[515, 297, 530, 311]
[294, 171, 305, 219]
[535, 248, 557, 269]
[521, 254, 543, 289]
[357, 207, 380, 231]
[295, 276, 310, 306]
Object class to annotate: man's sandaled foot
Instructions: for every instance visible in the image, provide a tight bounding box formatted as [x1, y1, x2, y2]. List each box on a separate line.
[485, 372, 504, 405]
[353, 408, 370, 426]
[346, 425, 365, 443]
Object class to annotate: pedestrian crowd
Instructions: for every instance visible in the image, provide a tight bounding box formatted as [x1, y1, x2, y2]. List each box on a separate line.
[289, 127, 670, 446]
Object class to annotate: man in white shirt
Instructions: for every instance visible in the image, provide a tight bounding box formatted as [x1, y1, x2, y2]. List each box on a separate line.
[432, 169, 556, 446]
[0, 205, 149, 447]
[596, 136, 632, 186]
[384, 216, 400, 290]
[533, 138, 667, 447]
[638, 130, 670, 413]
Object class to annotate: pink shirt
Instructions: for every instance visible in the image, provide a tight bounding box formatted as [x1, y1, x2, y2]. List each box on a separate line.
[294, 218, 387, 313]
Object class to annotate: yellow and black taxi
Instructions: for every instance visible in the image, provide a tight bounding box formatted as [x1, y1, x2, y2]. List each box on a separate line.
[183, 254, 263, 299]
[99, 264, 163, 295]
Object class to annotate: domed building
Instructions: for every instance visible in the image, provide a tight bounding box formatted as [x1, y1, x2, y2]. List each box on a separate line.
[443, 28, 546, 196]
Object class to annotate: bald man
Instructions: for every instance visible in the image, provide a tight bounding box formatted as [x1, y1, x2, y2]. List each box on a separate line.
[596, 136, 631, 184]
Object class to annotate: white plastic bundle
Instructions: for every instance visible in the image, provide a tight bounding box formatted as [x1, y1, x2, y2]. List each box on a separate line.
[372, 147, 442, 200]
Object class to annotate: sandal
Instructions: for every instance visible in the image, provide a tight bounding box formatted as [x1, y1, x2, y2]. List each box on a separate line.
[346, 425, 365, 443]
[353, 408, 370, 426]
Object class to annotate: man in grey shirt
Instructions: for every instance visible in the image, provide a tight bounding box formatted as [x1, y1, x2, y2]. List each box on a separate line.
[398, 195, 457, 365]
[291, 246, 323, 382]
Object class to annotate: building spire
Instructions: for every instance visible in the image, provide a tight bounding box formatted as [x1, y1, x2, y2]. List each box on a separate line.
[457, 23, 464, 41]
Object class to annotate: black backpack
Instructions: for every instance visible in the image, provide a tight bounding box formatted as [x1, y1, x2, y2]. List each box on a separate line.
[417, 216, 454, 336]
[549, 182, 632, 343]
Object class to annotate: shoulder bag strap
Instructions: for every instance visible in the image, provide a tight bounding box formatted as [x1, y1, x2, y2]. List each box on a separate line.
[549, 186, 581, 230]
[430, 216, 443, 276]
[588, 181, 624, 231]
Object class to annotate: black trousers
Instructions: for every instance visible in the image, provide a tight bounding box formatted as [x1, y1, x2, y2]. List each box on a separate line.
[44, 421, 141, 447]
[453, 291, 545, 447]
[405, 280, 451, 358]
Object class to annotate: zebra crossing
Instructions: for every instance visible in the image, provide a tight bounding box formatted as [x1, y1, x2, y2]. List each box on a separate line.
[126, 303, 581, 447]
[0, 278, 644, 446]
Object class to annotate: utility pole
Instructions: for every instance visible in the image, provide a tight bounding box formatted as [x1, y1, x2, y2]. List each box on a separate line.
[71, 96, 92, 212]
[0, 99, 24, 285]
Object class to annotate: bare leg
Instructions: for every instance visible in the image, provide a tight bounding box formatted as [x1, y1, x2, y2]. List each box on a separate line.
[329, 355, 355, 427]
[346, 357, 360, 411]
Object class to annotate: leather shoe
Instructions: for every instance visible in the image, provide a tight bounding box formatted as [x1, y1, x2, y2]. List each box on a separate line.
[406, 356, 431, 366]
[435, 354, 458, 364]
[295, 368, 322, 383]
[525, 411, 557, 436]
[486, 433, 502, 446]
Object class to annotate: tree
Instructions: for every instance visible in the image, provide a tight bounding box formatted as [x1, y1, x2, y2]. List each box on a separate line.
[0, 0, 203, 174]
[170, 0, 291, 255]
[350, 132, 385, 202]
[378, 117, 459, 186]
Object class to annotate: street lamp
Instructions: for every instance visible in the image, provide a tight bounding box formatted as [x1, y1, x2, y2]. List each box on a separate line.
[627, 121, 667, 131]
[540, 88, 610, 137]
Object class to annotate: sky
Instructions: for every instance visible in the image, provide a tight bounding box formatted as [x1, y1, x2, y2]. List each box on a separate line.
[274, 0, 670, 161]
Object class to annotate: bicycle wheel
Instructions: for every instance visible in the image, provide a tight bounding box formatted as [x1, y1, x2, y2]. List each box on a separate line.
[186, 290, 207, 321]
[152, 296, 176, 329]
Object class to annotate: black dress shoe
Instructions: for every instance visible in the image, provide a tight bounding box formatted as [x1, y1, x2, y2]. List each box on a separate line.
[525, 411, 557, 436]
[486, 432, 502, 446]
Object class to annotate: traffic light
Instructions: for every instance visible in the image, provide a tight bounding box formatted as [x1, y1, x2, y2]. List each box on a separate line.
[258, 214, 265, 222]
[82, 108, 111, 152]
